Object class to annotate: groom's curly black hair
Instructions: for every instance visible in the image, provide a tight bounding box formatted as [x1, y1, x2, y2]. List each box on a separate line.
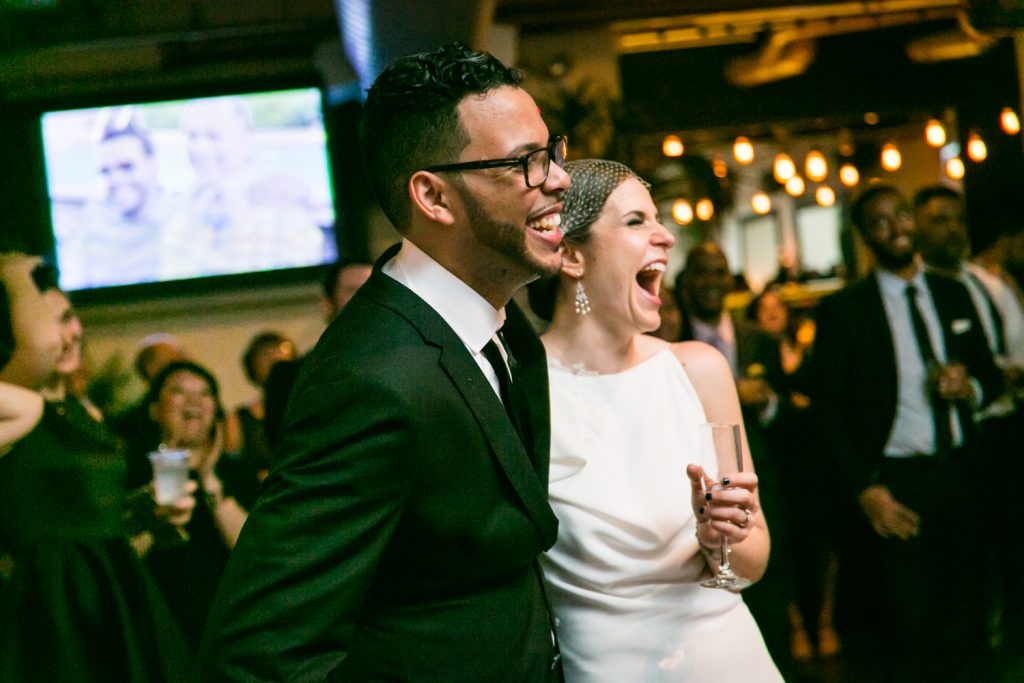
[361, 43, 522, 232]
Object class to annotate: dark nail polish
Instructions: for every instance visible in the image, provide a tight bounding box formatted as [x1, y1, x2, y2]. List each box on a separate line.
[698, 506, 705, 515]
[705, 492, 712, 501]
[722, 477, 731, 487]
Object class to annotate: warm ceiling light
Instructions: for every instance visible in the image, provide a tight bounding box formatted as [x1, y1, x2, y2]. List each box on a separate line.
[672, 198, 694, 224]
[880, 143, 902, 172]
[751, 192, 772, 214]
[805, 150, 828, 182]
[785, 176, 805, 196]
[733, 136, 755, 165]
[967, 132, 988, 162]
[839, 163, 860, 187]
[1001, 108, 1020, 135]
[712, 158, 729, 179]
[924, 119, 947, 147]
[695, 198, 715, 221]
[945, 156, 965, 179]
[815, 186, 836, 207]
[662, 134, 684, 157]
[864, 112, 879, 125]
[773, 153, 796, 183]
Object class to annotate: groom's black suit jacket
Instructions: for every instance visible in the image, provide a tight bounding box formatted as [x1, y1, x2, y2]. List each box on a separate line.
[201, 246, 561, 681]
[810, 271, 1003, 497]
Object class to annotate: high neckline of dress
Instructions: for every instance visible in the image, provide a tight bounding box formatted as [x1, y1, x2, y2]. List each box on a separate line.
[547, 347, 672, 379]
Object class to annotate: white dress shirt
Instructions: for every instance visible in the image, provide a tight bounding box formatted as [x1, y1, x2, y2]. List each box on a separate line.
[382, 238, 507, 400]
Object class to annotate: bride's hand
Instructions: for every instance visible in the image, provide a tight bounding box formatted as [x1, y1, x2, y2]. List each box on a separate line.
[686, 464, 759, 546]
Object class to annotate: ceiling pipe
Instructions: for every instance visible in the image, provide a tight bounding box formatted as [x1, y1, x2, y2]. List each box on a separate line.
[335, 0, 497, 100]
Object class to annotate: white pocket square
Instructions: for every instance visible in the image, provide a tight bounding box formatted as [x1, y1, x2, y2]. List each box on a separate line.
[951, 318, 972, 334]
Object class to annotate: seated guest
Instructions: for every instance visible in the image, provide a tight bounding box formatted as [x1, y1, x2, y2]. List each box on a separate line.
[127, 360, 253, 653]
[0, 255, 194, 681]
[224, 331, 295, 481]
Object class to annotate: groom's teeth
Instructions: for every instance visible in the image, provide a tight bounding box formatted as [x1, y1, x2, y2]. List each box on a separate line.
[527, 213, 561, 232]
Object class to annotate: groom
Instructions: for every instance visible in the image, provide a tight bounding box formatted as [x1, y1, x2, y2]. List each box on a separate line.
[200, 43, 570, 681]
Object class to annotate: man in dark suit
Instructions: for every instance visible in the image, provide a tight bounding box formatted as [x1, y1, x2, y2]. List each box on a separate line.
[200, 43, 570, 681]
[673, 241, 794, 674]
[811, 184, 1003, 681]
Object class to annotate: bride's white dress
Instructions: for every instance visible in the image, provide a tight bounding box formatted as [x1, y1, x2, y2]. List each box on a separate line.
[543, 349, 782, 682]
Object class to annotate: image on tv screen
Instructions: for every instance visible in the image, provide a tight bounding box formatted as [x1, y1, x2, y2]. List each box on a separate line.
[41, 88, 337, 292]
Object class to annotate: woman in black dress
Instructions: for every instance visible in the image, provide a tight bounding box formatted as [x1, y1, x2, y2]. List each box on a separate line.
[0, 257, 194, 682]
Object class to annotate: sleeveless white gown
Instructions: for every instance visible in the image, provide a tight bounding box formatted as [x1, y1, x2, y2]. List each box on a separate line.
[543, 349, 782, 682]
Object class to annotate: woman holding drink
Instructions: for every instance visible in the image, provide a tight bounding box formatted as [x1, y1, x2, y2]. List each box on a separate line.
[0, 255, 194, 682]
[529, 160, 780, 681]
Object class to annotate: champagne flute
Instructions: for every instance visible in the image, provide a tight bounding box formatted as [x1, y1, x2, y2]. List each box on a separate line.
[699, 422, 752, 591]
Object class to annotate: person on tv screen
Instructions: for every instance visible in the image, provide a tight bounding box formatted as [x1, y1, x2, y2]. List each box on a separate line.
[160, 96, 327, 280]
[58, 123, 169, 290]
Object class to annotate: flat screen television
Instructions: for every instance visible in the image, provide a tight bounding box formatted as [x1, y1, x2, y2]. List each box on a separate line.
[39, 86, 337, 297]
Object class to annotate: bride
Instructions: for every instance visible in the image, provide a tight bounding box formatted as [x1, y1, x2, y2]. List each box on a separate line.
[531, 160, 781, 681]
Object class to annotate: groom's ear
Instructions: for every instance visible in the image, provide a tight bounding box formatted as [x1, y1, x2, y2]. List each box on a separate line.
[560, 243, 585, 279]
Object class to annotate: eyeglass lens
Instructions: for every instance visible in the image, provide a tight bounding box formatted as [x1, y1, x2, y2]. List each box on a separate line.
[526, 138, 567, 188]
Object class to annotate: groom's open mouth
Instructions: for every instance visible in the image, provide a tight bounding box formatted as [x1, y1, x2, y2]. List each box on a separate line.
[526, 208, 563, 247]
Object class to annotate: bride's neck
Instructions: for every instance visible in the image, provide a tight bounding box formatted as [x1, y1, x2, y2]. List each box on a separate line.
[542, 310, 648, 375]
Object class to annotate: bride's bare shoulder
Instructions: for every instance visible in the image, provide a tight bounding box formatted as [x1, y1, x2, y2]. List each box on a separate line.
[668, 340, 731, 380]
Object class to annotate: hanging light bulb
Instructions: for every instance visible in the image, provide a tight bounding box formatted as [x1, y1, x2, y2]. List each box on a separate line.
[672, 199, 693, 224]
[805, 150, 828, 182]
[733, 136, 755, 165]
[967, 132, 987, 162]
[662, 135, 684, 157]
[945, 156, 965, 180]
[924, 119, 947, 147]
[839, 163, 860, 187]
[785, 176, 805, 196]
[695, 198, 715, 221]
[751, 192, 772, 214]
[816, 186, 836, 207]
[712, 158, 729, 179]
[1001, 108, 1020, 135]
[773, 153, 796, 183]
[880, 143, 902, 172]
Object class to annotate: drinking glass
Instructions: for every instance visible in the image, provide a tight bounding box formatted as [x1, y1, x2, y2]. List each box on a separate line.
[148, 447, 191, 505]
[699, 422, 752, 591]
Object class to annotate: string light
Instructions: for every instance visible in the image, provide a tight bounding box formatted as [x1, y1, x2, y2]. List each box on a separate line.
[751, 192, 772, 214]
[712, 158, 729, 179]
[839, 163, 860, 187]
[662, 135, 684, 157]
[805, 150, 828, 182]
[773, 153, 796, 183]
[924, 119, 946, 147]
[785, 176, 805, 196]
[695, 198, 715, 221]
[733, 136, 755, 165]
[815, 186, 836, 207]
[1001, 108, 1020, 135]
[880, 143, 902, 172]
[945, 156, 965, 179]
[672, 199, 693, 224]
[966, 132, 987, 162]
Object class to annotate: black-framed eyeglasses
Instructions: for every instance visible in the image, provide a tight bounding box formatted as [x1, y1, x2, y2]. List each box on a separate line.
[424, 135, 567, 188]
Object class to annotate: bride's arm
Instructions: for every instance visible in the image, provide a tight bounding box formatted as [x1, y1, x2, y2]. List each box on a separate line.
[672, 341, 771, 583]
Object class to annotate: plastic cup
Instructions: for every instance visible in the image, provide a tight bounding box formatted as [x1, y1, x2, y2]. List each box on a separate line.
[148, 448, 191, 505]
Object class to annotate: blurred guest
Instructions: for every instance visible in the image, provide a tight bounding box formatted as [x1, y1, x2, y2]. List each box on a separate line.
[650, 280, 683, 341]
[0, 256, 194, 681]
[748, 287, 841, 662]
[109, 333, 189, 459]
[224, 331, 295, 481]
[673, 242, 794, 675]
[127, 360, 253, 653]
[915, 185, 1024, 656]
[263, 259, 371, 451]
[532, 159, 781, 681]
[810, 184, 1002, 681]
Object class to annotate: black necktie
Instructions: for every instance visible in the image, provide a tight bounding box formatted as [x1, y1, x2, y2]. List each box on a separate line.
[966, 271, 1007, 356]
[905, 284, 953, 456]
[482, 334, 523, 440]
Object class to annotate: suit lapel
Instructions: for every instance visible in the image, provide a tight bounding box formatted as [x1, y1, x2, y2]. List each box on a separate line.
[363, 249, 558, 546]
[860, 277, 900, 422]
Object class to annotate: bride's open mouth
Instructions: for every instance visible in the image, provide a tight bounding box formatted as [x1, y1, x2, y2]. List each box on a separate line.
[636, 261, 666, 305]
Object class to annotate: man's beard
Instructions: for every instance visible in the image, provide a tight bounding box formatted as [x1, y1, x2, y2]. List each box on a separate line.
[874, 245, 917, 271]
[456, 180, 559, 280]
